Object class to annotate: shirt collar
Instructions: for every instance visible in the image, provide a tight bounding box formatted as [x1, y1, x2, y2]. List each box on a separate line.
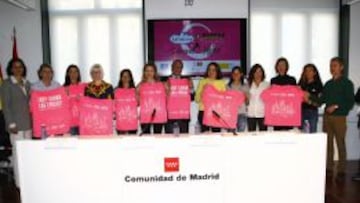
[10, 76, 26, 84]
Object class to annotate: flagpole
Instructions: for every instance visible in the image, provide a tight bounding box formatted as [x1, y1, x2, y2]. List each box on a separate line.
[12, 26, 18, 59]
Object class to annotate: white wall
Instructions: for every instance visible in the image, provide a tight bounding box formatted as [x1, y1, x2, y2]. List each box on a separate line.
[251, 0, 338, 9]
[145, 0, 248, 19]
[347, 1, 360, 160]
[0, 0, 42, 82]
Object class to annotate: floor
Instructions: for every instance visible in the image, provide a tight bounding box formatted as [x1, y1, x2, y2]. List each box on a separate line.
[0, 161, 359, 203]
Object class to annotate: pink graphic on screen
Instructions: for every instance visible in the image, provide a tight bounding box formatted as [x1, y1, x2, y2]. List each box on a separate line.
[152, 19, 244, 76]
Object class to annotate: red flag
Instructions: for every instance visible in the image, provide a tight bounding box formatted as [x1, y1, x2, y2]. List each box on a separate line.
[12, 27, 18, 59]
[0, 64, 3, 81]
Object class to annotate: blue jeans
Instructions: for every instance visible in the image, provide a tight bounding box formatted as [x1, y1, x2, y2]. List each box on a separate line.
[236, 114, 247, 132]
[69, 126, 79, 136]
[301, 109, 318, 133]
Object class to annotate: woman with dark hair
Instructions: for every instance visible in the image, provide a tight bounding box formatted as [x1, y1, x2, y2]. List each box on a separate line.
[117, 69, 135, 89]
[227, 66, 249, 132]
[137, 63, 167, 134]
[247, 64, 269, 131]
[270, 57, 296, 130]
[63, 64, 81, 86]
[298, 64, 323, 133]
[31, 63, 61, 91]
[115, 69, 137, 135]
[0, 58, 32, 188]
[63, 64, 84, 135]
[270, 57, 296, 86]
[195, 62, 226, 133]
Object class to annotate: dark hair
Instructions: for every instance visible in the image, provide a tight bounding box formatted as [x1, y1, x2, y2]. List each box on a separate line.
[6, 58, 27, 77]
[330, 57, 344, 66]
[171, 59, 184, 69]
[117, 69, 135, 88]
[248, 64, 266, 86]
[63, 64, 81, 86]
[275, 57, 289, 74]
[142, 63, 160, 82]
[37, 63, 53, 80]
[298, 64, 322, 88]
[228, 66, 245, 86]
[204, 62, 223, 79]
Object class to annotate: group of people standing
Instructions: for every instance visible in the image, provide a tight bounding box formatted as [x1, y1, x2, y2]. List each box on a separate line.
[0, 56, 359, 183]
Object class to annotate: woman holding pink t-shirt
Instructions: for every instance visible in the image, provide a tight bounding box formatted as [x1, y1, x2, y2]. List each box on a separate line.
[137, 63, 167, 134]
[195, 62, 226, 133]
[270, 57, 297, 130]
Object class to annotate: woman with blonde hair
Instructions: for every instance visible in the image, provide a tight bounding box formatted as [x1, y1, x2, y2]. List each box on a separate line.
[84, 64, 113, 99]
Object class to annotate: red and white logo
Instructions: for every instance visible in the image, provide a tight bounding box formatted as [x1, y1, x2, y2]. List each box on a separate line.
[164, 157, 179, 172]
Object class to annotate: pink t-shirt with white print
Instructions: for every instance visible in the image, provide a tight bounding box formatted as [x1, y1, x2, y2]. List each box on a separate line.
[202, 85, 245, 129]
[261, 85, 304, 126]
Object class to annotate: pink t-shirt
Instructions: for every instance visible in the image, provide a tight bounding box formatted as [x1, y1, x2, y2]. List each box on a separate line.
[30, 87, 70, 138]
[167, 78, 191, 120]
[139, 82, 167, 124]
[261, 85, 304, 126]
[202, 85, 245, 129]
[79, 97, 113, 136]
[68, 83, 86, 127]
[114, 88, 138, 131]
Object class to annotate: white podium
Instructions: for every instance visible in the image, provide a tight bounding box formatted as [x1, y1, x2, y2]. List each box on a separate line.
[16, 132, 327, 203]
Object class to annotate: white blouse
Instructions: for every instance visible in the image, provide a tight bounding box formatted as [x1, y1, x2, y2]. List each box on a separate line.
[247, 81, 270, 118]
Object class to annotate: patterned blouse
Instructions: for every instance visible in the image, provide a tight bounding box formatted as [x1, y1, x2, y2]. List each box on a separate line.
[84, 80, 114, 99]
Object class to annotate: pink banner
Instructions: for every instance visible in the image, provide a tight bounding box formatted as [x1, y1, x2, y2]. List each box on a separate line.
[139, 82, 167, 123]
[167, 78, 191, 119]
[30, 87, 70, 138]
[68, 83, 86, 127]
[114, 88, 138, 131]
[79, 97, 113, 136]
[202, 85, 245, 129]
[261, 85, 304, 126]
[154, 20, 241, 61]
[153, 19, 244, 76]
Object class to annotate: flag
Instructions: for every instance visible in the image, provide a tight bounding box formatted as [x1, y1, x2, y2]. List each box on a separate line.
[0, 64, 3, 82]
[12, 27, 18, 59]
[0, 63, 3, 110]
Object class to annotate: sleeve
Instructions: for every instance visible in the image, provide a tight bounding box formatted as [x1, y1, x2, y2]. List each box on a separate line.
[290, 76, 297, 85]
[270, 77, 275, 85]
[355, 87, 360, 104]
[195, 79, 205, 104]
[108, 85, 114, 99]
[310, 82, 327, 105]
[84, 85, 90, 97]
[1, 82, 15, 129]
[260, 87, 269, 101]
[340, 80, 355, 112]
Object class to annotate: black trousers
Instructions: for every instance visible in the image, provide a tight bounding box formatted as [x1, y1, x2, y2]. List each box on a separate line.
[140, 123, 164, 134]
[273, 126, 293, 131]
[247, 117, 267, 132]
[165, 119, 189, 134]
[116, 130, 138, 135]
[0, 111, 10, 147]
[198, 111, 221, 133]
